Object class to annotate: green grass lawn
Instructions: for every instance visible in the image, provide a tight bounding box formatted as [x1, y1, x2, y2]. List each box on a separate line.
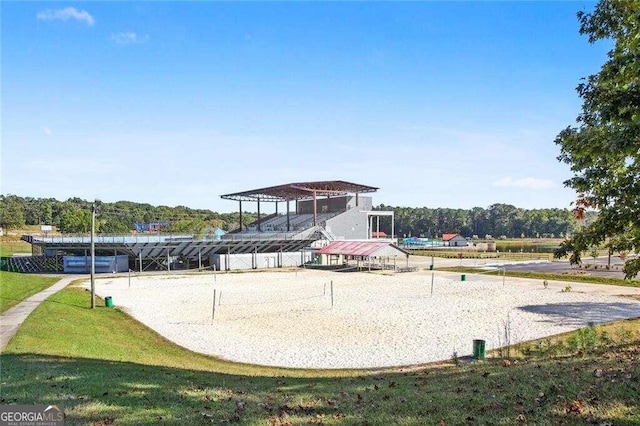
[0, 271, 59, 313]
[2, 283, 639, 425]
[439, 266, 640, 287]
[0, 239, 32, 257]
[412, 249, 555, 261]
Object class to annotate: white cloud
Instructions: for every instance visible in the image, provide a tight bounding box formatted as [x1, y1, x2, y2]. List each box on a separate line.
[37, 7, 95, 26]
[111, 32, 149, 45]
[492, 177, 558, 190]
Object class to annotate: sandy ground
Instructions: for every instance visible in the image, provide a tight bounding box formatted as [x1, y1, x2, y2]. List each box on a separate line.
[85, 266, 640, 369]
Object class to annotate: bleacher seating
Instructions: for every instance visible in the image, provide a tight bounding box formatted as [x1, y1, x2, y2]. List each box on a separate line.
[243, 211, 344, 234]
[4, 256, 62, 273]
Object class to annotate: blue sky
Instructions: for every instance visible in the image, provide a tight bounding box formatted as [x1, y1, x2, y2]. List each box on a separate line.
[1, 1, 608, 213]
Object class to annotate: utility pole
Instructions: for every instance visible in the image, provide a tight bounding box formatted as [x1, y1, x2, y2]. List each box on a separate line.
[90, 201, 96, 309]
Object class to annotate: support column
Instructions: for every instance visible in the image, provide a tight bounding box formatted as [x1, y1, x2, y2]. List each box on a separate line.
[257, 198, 261, 232]
[198, 249, 202, 270]
[313, 191, 317, 226]
[275, 202, 278, 215]
[139, 251, 143, 272]
[391, 212, 395, 240]
[286, 199, 291, 231]
[253, 246, 257, 269]
[377, 216, 380, 238]
[167, 248, 170, 271]
[355, 192, 359, 207]
[239, 201, 243, 231]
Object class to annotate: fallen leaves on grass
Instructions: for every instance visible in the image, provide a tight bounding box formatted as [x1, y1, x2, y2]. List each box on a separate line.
[565, 400, 584, 415]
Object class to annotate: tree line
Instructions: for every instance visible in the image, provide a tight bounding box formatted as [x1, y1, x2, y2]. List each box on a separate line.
[0, 195, 256, 234]
[1, 194, 593, 238]
[374, 203, 595, 239]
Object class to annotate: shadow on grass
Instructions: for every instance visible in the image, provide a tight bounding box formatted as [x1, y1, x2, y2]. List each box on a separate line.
[0, 354, 366, 425]
[2, 353, 639, 425]
[519, 301, 640, 327]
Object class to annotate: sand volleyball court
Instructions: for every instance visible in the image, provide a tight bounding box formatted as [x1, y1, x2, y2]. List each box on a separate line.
[87, 269, 640, 369]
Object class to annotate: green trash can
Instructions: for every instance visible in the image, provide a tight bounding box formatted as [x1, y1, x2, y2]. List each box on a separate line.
[473, 339, 486, 360]
[105, 296, 114, 308]
[461, 274, 466, 281]
[429, 264, 434, 270]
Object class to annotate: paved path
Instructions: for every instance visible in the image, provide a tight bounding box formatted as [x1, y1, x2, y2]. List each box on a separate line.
[0, 275, 78, 351]
[409, 256, 640, 297]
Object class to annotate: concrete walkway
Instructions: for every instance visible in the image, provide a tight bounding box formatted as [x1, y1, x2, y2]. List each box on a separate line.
[0, 275, 79, 351]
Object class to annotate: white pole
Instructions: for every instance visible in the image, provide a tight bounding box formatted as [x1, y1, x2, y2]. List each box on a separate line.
[431, 272, 434, 295]
[128, 269, 131, 289]
[330, 280, 334, 307]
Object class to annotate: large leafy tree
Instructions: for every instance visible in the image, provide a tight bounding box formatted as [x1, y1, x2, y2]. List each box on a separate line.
[100, 218, 131, 234]
[58, 209, 93, 233]
[554, 0, 640, 278]
[0, 195, 26, 231]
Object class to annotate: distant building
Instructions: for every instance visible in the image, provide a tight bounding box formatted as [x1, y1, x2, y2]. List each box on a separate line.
[442, 233, 467, 247]
[133, 221, 170, 233]
[204, 227, 226, 240]
[371, 231, 387, 238]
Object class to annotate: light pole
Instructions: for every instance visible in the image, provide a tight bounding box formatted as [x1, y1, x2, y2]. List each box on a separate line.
[90, 201, 97, 309]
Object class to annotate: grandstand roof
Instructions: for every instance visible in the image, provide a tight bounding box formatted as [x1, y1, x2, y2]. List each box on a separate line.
[220, 180, 378, 202]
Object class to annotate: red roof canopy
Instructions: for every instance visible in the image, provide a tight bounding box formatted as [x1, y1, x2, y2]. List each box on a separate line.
[221, 180, 378, 202]
[317, 241, 408, 257]
[442, 233, 461, 241]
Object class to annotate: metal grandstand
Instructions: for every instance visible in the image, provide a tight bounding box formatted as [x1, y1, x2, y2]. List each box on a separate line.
[221, 180, 378, 231]
[12, 180, 380, 273]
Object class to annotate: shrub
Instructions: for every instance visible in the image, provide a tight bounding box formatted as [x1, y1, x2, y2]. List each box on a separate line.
[567, 326, 599, 353]
[451, 350, 460, 366]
